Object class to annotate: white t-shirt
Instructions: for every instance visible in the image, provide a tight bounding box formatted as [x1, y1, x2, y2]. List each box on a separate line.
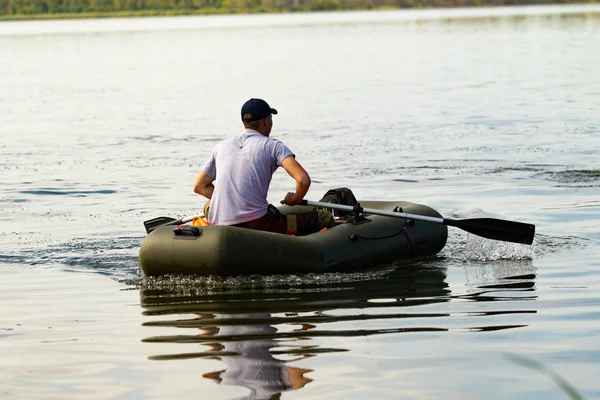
[202, 130, 294, 226]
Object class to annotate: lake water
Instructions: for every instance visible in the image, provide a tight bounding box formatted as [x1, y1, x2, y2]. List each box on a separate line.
[1, 4, 599, 399]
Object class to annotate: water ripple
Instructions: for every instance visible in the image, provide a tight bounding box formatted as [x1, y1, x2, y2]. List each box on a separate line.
[19, 189, 118, 196]
[535, 169, 600, 187]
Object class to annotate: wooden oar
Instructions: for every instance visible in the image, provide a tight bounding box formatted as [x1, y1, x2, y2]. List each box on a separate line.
[302, 200, 535, 245]
[143, 215, 196, 234]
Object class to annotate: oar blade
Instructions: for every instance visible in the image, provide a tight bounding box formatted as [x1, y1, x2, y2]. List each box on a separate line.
[449, 218, 536, 245]
[143, 216, 177, 234]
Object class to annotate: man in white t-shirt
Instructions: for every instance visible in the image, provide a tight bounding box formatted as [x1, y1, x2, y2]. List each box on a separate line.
[193, 98, 334, 235]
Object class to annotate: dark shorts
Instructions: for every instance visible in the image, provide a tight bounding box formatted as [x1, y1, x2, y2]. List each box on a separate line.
[233, 206, 334, 236]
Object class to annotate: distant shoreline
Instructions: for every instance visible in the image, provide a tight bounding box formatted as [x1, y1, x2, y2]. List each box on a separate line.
[1, 1, 597, 22]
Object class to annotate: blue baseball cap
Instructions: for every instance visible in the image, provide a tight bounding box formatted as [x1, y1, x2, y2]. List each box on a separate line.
[241, 98, 278, 122]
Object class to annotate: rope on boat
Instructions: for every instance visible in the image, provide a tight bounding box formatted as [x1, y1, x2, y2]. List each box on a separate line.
[347, 219, 419, 258]
[402, 226, 419, 257]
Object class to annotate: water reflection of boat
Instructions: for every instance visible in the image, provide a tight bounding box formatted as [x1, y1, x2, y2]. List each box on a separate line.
[139, 261, 536, 399]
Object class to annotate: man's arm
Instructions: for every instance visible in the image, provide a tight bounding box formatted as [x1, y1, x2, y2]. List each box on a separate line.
[193, 171, 215, 199]
[280, 156, 311, 206]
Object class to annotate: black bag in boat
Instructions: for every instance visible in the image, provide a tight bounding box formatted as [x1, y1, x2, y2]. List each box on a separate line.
[318, 187, 358, 219]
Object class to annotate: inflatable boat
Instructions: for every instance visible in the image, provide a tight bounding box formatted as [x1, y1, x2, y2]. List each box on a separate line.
[139, 200, 448, 277]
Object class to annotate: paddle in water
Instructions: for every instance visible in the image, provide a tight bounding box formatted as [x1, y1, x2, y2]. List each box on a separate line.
[301, 200, 535, 245]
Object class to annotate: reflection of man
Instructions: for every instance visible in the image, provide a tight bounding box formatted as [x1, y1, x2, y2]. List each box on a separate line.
[199, 313, 313, 399]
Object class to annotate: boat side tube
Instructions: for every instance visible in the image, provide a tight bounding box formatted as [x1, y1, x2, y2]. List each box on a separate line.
[139, 201, 448, 276]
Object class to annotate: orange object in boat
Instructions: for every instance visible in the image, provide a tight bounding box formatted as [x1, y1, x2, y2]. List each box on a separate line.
[192, 216, 210, 226]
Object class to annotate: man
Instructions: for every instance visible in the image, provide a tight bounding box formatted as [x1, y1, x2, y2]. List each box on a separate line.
[193, 98, 334, 236]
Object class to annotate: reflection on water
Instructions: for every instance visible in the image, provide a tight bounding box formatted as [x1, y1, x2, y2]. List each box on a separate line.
[193, 313, 313, 399]
[139, 261, 537, 398]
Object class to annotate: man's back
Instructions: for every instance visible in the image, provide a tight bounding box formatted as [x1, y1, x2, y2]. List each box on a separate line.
[203, 130, 294, 226]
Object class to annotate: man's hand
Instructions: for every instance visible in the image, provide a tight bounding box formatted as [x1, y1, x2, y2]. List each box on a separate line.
[281, 192, 299, 205]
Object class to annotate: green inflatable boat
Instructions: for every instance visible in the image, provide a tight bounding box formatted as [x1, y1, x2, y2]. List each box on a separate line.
[139, 200, 448, 277]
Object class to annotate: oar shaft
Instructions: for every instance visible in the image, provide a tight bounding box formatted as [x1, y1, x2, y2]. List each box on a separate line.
[303, 199, 535, 245]
[303, 200, 444, 224]
[179, 216, 197, 225]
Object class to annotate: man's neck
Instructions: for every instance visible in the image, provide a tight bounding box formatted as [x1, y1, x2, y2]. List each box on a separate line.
[245, 128, 269, 137]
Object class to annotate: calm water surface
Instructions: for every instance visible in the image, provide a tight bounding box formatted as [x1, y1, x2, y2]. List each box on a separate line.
[1, 5, 599, 399]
